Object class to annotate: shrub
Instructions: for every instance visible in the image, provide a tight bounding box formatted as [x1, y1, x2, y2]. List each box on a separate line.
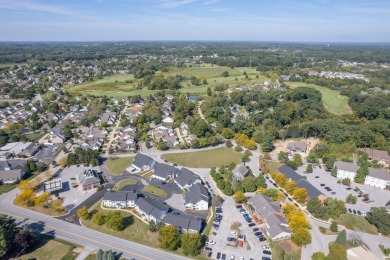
[319, 226, 326, 234]
[330, 221, 338, 232]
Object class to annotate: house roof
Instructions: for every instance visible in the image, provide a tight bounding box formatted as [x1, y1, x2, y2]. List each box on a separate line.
[175, 168, 200, 188]
[335, 161, 359, 173]
[267, 223, 290, 238]
[163, 212, 202, 233]
[153, 163, 178, 179]
[364, 148, 390, 162]
[135, 197, 169, 219]
[103, 191, 138, 202]
[78, 169, 100, 186]
[287, 141, 307, 152]
[368, 167, 390, 181]
[233, 165, 249, 176]
[248, 193, 281, 219]
[185, 183, 209, 205]
[0, 159, 26, 171]
[0, 169, 23, 182]
[132, 153, 154, 169]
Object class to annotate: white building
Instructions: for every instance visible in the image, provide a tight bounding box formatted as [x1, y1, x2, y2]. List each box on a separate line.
[364, 168, 390, 190]
[335, 161, 359, 179]
[184, 183, 209, 211]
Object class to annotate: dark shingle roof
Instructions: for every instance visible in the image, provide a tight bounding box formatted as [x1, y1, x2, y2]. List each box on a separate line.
[163, 212, 202, 233]
[132, 153, 154, 169]
[152, 163, 178, 179]
[78, 169, 100, 186]
[185, 183, 209, 204]
[175, 168, 200, 188]
[277, 165, 305, 182]
[135, 197, 169, 219]
[103, 191, 138, 202]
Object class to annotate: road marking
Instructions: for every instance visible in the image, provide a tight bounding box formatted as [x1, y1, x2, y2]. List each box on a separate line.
[0, 209, 180, 260]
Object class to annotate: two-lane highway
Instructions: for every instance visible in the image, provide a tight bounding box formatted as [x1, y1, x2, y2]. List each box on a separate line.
[0, 202, 188, 260]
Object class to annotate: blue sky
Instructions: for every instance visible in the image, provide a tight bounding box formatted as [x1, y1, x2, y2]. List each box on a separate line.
[0, 0, 389, 41]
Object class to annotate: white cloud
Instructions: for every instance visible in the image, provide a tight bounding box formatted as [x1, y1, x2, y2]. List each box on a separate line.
[0, 0, 73, 15]
[203, 0, 220, 5]
[159, 0, 195, 8]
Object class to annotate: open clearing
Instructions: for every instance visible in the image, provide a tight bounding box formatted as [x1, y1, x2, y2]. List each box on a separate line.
[21, 237, 80, 260]
[336, 214, 378, 235]
[288, 82, 352, 115]
[106, 157, 134, 176]
[161, 147, 242, 168]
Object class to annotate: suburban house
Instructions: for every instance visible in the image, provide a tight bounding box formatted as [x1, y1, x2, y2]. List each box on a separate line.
[287, 141, 307, 153]
[77, 169, 101, 190]
[102, 191, 138, 208]
[17, 142, 40, 158]
[153, 125, 179, 148]
[232, 164, 250, 181]
[364, 148, 390, 166]
[364, 168, 390, 190]
[135, 196, 170, 223]
[131, 153, 155, 171]
[184, 183, 209, 211]
[163, 212, 203, 234]
[0, 159, 26, 184]
[151, 163, 179, 181]
[248, 194, 291, 240]
[49, 126, 66, 144]
[277, 165, 327, 201]
[98, 112, 117, 125]
[0, 142, 39, 159]
[335, 161, 359, 180]
[174, 168, 202, 190]
[162, 115, 174, 124]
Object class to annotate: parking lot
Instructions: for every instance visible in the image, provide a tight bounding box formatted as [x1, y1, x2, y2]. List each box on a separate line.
[207, 197, 271, 260]
[295, 165, 389, 213]
[52, 165, 100, 211]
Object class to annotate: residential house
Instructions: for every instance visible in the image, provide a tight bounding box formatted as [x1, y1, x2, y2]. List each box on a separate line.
[135, 196, 169, 223]
[153, 125, 179, 147]
[0, 159, 26, 184]
[364, 149, 390, 167]
[131, 153, 155, 171]
[163, 212, 203, 234]
[287, 141, 307, 153]
[151, 163, 179, 181]
[232, 165, 250, 181]
[17, 142, 40, 158]
[0, 142, 37, 159]
[335, 161, 359, 180]
[277, 165, 327, 201]
[77, 169, 100, 190]
[364, 168, 390, 190]
[162, 115, 174, 124]
[184, 183, 209, 211]
[49, 126, 65, 143]
[102, 191, 138, 208]
[99, 112, 117, 125]
[175, 168, 202, 190]
[248, 194, 291, 240]
[80, 138, 102, 150]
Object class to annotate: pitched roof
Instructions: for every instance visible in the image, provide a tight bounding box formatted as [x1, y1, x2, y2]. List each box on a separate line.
[78, 169, 100, 186]
[364, 148, 390, 162]
[163, 212, 202, 233]
[335, 161, 359, 173]
[234, 165, 249, 175]
[287, 141, 307, 152]
[248, 193, 281, 219]
[103, 191, 138, 202]
[132, 153, 154, 169]
[368, 167, 390, 181]
[135, 197, 169, 219]
[175, 168, 200, 188]
[153, 163, 178, 179]
[185, 183, 209, 205]
[0, 169, 23, 183]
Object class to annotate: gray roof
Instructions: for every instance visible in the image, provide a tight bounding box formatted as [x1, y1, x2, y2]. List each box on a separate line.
[277, 165, 305, 182]
[364, 149, 390, 162]
[185, 183, 209, 205]
[78, 169, 100, 186]
[103, 191, 138, 202]
[335, 161, 359, 173]
[0, 169, 23, 183]
[267, 223, 290, 238]
[0, 159, 26, 171]
[135, 197, 169, 219]
[163, 212, 202, 233]
[132, 153, 154, 169]
[175, 168, 200, 188]
[287, 141, 307, 152]
[153, 163, 178, 179]
[248, 193, 281, 219]
[368, 168, 390, 181]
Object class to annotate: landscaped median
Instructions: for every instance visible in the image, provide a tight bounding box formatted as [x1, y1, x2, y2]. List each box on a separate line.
[112, 178, 137, 191]
[106, 156, 134, 176]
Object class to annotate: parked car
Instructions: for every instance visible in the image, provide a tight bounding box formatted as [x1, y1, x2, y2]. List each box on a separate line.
[253, 228, 259, 232]
[205, 246, 212, 251]
[262, 257, 271, 260]
[353, 209, 357, 214]
[210, 231, 217, 236]
[262, 246, 271, 250]
[255, 231, 262, 236]
[348, 208, 352, 213]
[263, 250, 272, 255]
[217, 252, 221, 260]
[222, 254, 226, 260]
[331, 192, 336, 195]
[346, 187, 352, 190]
[230, 231, 237, 236]
[70, 177, 76, 180]
[248, 223, 255, 227]
[259, 237, 266, 241]
[236, 205, 242, 209]
[357, 210, 362, 215]
[315, 176, 319, 178]
[320, 184, 326, 186]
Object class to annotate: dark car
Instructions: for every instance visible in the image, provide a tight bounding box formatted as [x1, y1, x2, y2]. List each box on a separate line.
[357, 194, 363, 197]
[353, 209, 357, 214]
[346, 187, 352, 190]
[217, 252, 221, 260]
[70, 177, 76, 180]
[259, 237, 267, 241]
[315, 176, 319, 178]
[328, 188, 333, 191]
[253, 228, 260, 232]
[236, 205, 242, 209]
[222, 254, 226, 260]
[255, 231, 262, 236]
[294, 203, 299, 207]
[248, 223, 255, 227]
[348, 208, 352, 213]
[320, 184, 326, 186]
[288, 197, 293, 201]
[357, 210, 362, 215]
[262, 257, 271, 260]
[263, 250, 272, 255]
[205, 247, 212, 251]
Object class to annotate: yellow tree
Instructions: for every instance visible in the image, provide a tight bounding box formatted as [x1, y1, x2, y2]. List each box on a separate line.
[293, 188, 308, 203]
[18, 180, 34, 191]
[234, 191, 246, 203]
[285, 180, 296, 194]
[34, 192, 50, 207]
[51, 199, 64, 212]
[273, 173, 287, 187]
[43, 170, 52, 181]
[33, 176, 42, 189]
[277, 191, 285, 202]
[58, 156, 68, 169]
[289, 213, 311, 232]
[283, 203, 298, 219]
[291, 228, 312, 246]
[15, 190, 36, 206]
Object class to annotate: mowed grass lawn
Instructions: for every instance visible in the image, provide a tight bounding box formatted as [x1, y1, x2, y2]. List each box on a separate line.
[106, 157, 134, 176]
[161, 147, 242, 168]
[113, 178, 137, 191]
[336, 214, 378, 235]
[21, 237, 81, 260]
[82, 200, 160, 248]
[264, 161, 283, 174]
[288, 82, 352, 115]
[143, 185, 167, 198]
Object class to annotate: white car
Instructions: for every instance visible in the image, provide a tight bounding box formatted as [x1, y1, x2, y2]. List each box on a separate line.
[230, 231, 237, 236]
[239, 257, 244, 260]
[206, 240, 216, 245]
[262, 245, 271, 251]
[230, 256, 235, 260]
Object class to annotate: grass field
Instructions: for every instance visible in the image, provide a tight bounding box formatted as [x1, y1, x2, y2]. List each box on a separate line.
[113, 178, 137, 191]
[264, 161, 283, 174]
[272, 239, 301, 260]
[336, 214, 378, 234]
[82, 200, 160, 249]
[25, 132, 46, 141]
[21, 236, 81, 260]
[161, 147, 242, 168]
[288, 82, 352, 115]
[106, 157, 134, 176]
[143, 185, 167, 198]
[0, 172, 37, 195]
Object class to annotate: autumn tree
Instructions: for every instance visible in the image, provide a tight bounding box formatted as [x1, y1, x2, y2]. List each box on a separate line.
[180, 233, 202, 256]
[291, 228, 312, 246]
[105, 211, 126, 231]
[15, 190, 36, 206]
[327, 243, 347, 260]
[51, 199, 64, 212]
[234, 191, 246, 203]
[92, 212, 106, 226]
[58, 156, 68, 168]
[159, 225, 181, 251]
[18, 180, 34, 191]
[285, 180, 296, 194]
[273, 172, 287, 187]
[43, 170, 52, 181]
[34, 192, 50, 207]
[293, 188, 308, 203]
[77, 206, 90, 220]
